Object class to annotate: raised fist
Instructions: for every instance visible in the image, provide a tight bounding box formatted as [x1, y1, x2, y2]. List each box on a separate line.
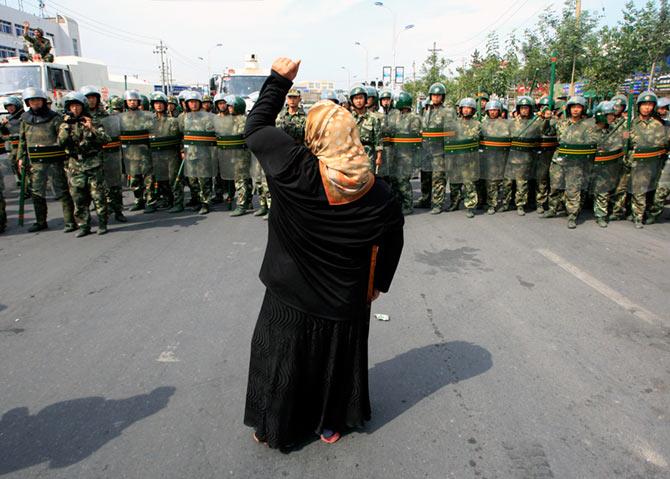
[271, 57, 301, 82]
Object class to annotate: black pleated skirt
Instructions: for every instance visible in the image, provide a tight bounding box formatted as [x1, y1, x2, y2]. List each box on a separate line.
[244, 289, 371, 450]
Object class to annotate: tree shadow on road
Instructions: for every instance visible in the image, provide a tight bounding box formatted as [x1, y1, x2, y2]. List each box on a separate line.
[366, 341, 492, 432]
[0, 386, 175, 475]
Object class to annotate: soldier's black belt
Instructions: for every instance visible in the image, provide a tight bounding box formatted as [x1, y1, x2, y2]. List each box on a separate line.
[120, 130, 150, 145]
[27, 145, 66, 163]
[595, 149, 624, 162]
[216, 135, 247, 149]
[150, 135, 181, 151]
[183, 131, 216, 146]
[444, 138, 479, 155]
[480, 136, 511, 150]
[557, 143, 597, 160]
[632, 147, 667, 160]
[510, 137, 540, 151]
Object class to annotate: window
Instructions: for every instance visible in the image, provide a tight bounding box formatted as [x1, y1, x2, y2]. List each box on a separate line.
[0, 45, 15, 58]
[72, 38, 79, 56]
[47, 66, 68, 90]
[0, 20, 12, 35]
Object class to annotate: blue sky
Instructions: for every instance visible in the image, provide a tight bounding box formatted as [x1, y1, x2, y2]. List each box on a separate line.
[17, 0, 634, 88]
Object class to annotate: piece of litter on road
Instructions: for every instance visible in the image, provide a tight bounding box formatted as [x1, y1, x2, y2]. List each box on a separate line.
[15, 318, 20, 322]
[375, 314, 390, 321]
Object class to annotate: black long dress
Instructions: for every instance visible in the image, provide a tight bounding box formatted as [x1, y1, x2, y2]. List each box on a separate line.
[243, 70, 404, 450]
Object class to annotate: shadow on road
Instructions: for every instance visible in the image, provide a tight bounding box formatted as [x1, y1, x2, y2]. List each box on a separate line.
[0, 386, 175, 475]
[366, 341, 492, 432]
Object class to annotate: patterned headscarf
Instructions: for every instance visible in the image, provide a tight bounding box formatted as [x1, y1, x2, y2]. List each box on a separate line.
[305, 100, 375, 205]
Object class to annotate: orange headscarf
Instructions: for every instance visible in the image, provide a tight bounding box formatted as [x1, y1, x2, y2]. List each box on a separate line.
[305, 100, 375, 205]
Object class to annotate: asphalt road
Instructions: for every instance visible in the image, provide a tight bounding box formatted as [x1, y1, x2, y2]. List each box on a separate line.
[1, 178, 669, 479]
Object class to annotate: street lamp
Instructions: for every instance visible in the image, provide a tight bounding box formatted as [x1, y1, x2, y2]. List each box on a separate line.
[341, 66, 350, 89]
[374, 1, 415, 89]
[354, 41, 369, 84]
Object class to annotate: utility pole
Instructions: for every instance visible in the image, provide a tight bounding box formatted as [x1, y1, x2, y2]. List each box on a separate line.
[153, 40, 168, 94]
[568, 0, 581, 97]
[428, 42, 442, 81]
[167, 58, 173, 94]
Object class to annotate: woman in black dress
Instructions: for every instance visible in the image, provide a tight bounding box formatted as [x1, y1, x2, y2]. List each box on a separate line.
[243, 58, 404, 451]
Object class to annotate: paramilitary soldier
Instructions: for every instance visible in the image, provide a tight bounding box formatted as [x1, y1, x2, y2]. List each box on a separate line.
[421, 82, 453, 211]
[609, 94, 630, 219]
[58, 92, 110, 237]
[120, 90, 156, 213]
[226, 96, 253, 217]
[503, 95, 541, 215]
[626, 91, 669, 228]
[178, 90, 217, 215]
[479, 99, 510, 214]
[349, 85, 382, 172]
[22, 21, 54, 62]
[379, 88, 394, 180]
[18, 87, 76, 232]
[167, 96, 180, 118]
[590, 101, 625, 228]
[387, 91, 422, 215]
[543, 95, 598, 229]
[81, 85, 127, 223]
[149, 92, 183, 212]
[535, 96, 559, 214]
[444, 97, 480, 218]
[1, 96, 26, 188]
[213, 93, 237, 211]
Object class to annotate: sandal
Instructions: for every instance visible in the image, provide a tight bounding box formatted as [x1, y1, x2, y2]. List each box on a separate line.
[320, 429, 341, 444]
[252, 432, 268, 445]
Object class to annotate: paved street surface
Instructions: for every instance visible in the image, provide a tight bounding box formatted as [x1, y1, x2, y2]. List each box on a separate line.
[1, 178, 669, 479]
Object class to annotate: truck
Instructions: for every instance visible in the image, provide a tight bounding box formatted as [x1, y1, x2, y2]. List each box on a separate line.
[210, 53, 269, 111]
[0, 56, 153, 113]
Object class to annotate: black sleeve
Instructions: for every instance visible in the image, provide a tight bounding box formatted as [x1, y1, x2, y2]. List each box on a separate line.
[373, 224, 404, 293]
[244, 71, 308, 178]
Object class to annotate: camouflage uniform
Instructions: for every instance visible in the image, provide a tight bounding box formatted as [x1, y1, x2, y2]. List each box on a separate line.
[479, 115, 510, 211]
[544, 116, 598, 225]
[270, 105, 307, 212]
[503, 117, 541, 211]
[99, 114, 125, 219]
[24, 33, 54, 62]
[628, 116, 668, 224]
[649, 153, 670, 222]
[536, 121, 558, 212]
[1, 106, 25, 186]
[18, 109, 76, 231]
[352, 109, 382, 172]
[119, 109, 156, 209]
[58, 114, 110, 233]
[609, 116, 630, 218]
[445, 115, 480, 214]
[592, 124, 625, 221]
[150, 113, 182, 209]
[213, 113, 250, 212]
[378, 106, 394, 179]
[388, 108, 422, 214]
[422, 103, 454, 210]
[178, 110, 216, 211]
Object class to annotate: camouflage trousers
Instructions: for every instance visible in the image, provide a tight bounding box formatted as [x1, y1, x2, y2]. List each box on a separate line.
[484, 180, 502, 209]
[610, 164, 630, 217]
[536, 177, 550, 209]
[130, 174, 156, 207]
[450, 182, 478, 210]
[648, 186, 669, 220]
[390, 176, 413, 212]
[593, 192, 612, 219]
[431, 172, 447, 209]
[419, 170, 433, 204]
[548, 189, 581, 217]
[106, 185, 124, 215]
[190, 177, 212, 205]
[160, 168, 184, 207]
[255, 174, 271, 209]
[30, 161, 75, 225]
[234, 177, 252, 208]
[69, 166, 108, 229]
[502, 179, 529, 208]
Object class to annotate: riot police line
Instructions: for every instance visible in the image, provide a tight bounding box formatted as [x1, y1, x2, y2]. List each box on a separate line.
[0, 82, 668, 235]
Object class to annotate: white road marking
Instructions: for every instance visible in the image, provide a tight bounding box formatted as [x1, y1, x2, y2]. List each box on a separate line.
[156, 351, 180, 363]
[536, 249, 666, 326]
